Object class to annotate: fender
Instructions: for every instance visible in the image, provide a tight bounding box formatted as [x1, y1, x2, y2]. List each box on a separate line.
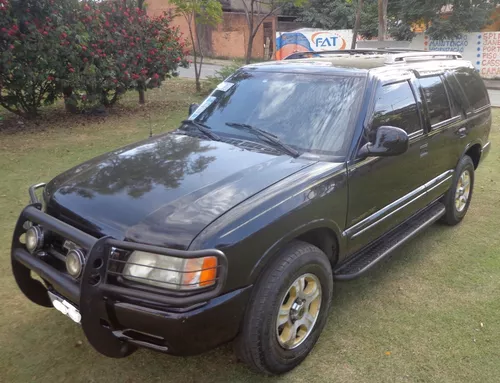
[247, 218, 345, 285]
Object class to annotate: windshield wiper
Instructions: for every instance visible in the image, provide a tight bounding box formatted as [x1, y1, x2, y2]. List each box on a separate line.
[225, 122, 300, 157]
[181, 120, 220, 141]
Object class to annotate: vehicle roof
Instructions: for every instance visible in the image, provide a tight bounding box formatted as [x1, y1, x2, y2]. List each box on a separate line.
[244, 52, 474, 79]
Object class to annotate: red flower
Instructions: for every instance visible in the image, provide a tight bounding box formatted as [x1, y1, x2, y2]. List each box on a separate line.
[47, 75, 54, 81]
[113, 79, 118, 83]
[9, 44, 14, 49]
[82, 95, 87, 101]
[83, 57, 88, 62]
[81, 45, 87, 51]
[121, 63, 126, 68]
[131, 73, 140, 80]
[61, 32, 67, 39]
[69, 68, 75, 73]
[176, 57, 181, 62]
[152, 73, 159, 80]
[83, 4, 90, 11]
[43, 31, 48, 36]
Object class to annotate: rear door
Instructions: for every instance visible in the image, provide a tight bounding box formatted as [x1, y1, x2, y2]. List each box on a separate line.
[416, 73, 467, 201]
[345, 75, 430, 254]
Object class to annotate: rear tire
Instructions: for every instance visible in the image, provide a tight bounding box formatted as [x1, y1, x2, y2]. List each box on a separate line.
[234, 240, 333, 375]
[442, 155, 474, 226]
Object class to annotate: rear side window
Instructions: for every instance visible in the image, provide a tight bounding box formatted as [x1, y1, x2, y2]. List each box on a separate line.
[371, 81, 421, 136]
[419, 76, 451, 126]
[454, 68, 489, 111]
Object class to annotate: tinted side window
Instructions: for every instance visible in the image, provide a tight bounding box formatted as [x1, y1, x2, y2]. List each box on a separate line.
[454, 68, 489, 110]
[419, 76, 451, 126]
[371, 81, 421, 136]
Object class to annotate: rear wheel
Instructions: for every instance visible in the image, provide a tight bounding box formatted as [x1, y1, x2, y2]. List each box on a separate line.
[234, 241, 333, 375]
[442, 155, 474, 225]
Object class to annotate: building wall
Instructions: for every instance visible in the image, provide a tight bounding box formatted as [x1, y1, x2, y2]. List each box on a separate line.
[212, 12, 276, 59]
[145, 1, 276, 59]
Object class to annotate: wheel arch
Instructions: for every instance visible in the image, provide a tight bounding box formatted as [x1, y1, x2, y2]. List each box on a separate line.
[247, 219, 344, 285]
[460, 141, 483, 169]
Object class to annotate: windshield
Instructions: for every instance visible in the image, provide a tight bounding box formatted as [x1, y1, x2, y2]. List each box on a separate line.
[189, 70, 365, 157]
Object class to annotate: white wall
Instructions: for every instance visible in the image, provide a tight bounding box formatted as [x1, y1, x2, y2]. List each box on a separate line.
[409, 32, 500, 79]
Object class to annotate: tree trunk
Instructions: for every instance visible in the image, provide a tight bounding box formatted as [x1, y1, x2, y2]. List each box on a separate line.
[378, 0, 388, 41]
[351, 0, 364, 49]
[139, 88, 145, 104]
[245, 37, 254, 64]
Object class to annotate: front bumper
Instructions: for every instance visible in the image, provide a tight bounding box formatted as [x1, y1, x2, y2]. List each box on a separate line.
[12, 198, 250, 357]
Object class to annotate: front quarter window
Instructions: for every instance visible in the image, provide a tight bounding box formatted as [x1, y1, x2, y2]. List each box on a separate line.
[191, 70, 365, 157]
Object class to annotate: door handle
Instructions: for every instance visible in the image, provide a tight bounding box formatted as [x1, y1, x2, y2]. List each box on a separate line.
[457, 127, 468, 138]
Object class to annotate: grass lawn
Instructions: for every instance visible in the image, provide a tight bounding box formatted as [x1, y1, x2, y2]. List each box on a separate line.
[1, 82, 499, 383]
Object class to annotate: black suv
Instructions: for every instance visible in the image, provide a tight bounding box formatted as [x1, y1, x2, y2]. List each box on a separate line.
[11, 50, 491, 375]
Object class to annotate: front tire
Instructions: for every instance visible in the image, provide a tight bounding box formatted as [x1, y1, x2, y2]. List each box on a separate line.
[442, 155, 474, 226]
[234, 241, 333, 375]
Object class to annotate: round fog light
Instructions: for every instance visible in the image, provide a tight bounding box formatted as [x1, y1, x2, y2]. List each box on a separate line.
[66, 248, 85, 278]
[26, 226, 44, 253]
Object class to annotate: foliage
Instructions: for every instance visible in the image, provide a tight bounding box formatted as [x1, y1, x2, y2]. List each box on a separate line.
[392, 0, 499, 40]
[205, 62, 241, 91]
[0, 0, 80, 118]
[241, 0, 307, 64]
[0, 0, 188, 118]
[66, 1, 189, 111]
[296, 0, 355, 30]
[170, 0, 223, 92]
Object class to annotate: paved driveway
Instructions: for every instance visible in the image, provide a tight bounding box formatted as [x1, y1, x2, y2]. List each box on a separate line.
[488, 89, 500, 108]
[177, 64, 223, 80]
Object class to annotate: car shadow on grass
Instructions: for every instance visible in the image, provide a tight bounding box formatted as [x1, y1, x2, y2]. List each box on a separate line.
[4, 223, 451, 383]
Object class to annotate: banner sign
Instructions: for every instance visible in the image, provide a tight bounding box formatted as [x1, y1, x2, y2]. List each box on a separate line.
[276, 29, 353, 60]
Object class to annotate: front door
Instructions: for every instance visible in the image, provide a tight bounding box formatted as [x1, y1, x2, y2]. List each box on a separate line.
[345, 77, 430, 255]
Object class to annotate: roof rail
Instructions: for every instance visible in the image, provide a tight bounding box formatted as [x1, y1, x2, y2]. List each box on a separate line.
[283, 49, 463, 63]
[283, 49, 415, 60]
[385, 51, 462, 64]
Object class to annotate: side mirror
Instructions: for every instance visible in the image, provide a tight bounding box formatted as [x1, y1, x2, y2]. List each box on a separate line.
[188, 103, 199, 116]
[358, 126, 409, 158]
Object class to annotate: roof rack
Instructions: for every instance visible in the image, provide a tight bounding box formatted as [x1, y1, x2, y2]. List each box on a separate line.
[283, 48, 425, 60]
[283, 49, 463, 64]
[385, 51, 462, 64]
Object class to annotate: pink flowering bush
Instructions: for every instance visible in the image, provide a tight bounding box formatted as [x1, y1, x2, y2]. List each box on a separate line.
[0, 0, 189, 118]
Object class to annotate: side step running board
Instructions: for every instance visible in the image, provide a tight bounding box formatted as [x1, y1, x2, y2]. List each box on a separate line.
[334, 202, 446, 281]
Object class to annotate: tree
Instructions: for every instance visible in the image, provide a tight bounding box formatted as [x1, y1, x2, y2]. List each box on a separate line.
[73, 1, 188, 108]
[170, 0, 222, 92]
[391, 0, 499, 40]
[351, 0, 364, 49]
[242, 0, 307, 64]
[377, 0, 388, 41]
[297, 0, 355, 30]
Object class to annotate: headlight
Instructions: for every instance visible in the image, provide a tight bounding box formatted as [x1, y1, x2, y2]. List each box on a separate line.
[66, 248, 85, 278]
[122, 251, 217, 291]
[25, 225, 44, 253]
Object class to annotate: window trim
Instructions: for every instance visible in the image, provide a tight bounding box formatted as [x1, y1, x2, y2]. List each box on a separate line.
[452, 69, 490, 114]
[418, 74, 454, 129]
[367, 79, 424, 137]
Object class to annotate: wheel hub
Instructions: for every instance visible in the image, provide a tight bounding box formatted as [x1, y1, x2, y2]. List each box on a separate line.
[455, 169, 471, 213]
[290, 299, 306, 321]
[276, 273, 322, 350]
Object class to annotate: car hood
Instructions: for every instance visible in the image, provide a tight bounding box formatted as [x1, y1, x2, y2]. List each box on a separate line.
[45, 133, 316, 249]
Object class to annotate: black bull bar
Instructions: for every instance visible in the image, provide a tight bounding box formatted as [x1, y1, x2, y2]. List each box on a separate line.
[11, 202, 228, 358]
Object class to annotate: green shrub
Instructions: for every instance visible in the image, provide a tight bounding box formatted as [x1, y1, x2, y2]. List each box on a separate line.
[205, 62, 242, 91]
